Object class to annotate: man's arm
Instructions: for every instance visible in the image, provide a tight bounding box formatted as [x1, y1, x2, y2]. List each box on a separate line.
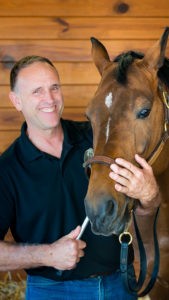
[0, 226, 86, 271]
[109, 154, 161, 215]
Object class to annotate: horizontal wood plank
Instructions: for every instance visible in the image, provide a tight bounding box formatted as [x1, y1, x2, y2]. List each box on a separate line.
[0, 131, 20, 154]
[0, 40, 168, 63]
[0, 0, 169, 17]
[0, 62, 100, 85]
[0, 85, 97, 108]
[0, 17, 168, 39]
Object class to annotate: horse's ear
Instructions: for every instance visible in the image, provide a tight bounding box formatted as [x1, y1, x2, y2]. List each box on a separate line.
[143, 27, 169, 70]
[90, 37, 110, 75]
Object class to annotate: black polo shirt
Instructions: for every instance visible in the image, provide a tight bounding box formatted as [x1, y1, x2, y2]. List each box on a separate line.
[0, 119, 133, 280]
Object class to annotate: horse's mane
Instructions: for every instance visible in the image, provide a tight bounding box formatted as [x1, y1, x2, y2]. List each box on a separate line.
[113, 51, 169, 88]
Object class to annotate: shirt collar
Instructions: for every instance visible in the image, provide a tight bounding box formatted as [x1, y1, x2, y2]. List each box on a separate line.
[18, 120, 86, 162]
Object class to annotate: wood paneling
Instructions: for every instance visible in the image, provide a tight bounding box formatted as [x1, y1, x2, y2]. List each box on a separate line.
[0, 131, 20, 154]
[0, 0, 169, 17]
[0, 40, 169, 63]
[0, 17, 168, 39]
[0, 0, 168, 284]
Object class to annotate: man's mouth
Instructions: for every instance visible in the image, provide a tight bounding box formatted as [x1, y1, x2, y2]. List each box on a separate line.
[40, 106, 56, 113]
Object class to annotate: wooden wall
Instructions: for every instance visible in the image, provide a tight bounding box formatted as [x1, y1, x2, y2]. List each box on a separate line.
[0, 0, 168, 283]
[0, 0, 169, 154]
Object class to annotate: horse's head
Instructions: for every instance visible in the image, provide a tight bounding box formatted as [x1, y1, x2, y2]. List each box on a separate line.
[84, 28, 169, 236]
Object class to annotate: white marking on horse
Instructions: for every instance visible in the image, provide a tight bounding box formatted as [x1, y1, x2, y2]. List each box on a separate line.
[105, 92, 113, 108]
[105, 93, 113, 143]
[105, 117, 111, 144]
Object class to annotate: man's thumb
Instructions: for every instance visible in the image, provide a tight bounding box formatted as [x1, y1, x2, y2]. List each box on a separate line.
[67, 226, 81, 239]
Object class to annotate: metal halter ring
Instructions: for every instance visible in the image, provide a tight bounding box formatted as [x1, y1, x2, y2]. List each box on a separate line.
[163, 91, 169, 109]
[119, 231, 133, 245]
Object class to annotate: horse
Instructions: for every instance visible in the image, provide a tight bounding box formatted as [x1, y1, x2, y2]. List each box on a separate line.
[84, 28, 169, 300]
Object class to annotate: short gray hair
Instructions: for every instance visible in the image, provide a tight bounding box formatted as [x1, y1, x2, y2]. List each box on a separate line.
[10, 56, 56, 91]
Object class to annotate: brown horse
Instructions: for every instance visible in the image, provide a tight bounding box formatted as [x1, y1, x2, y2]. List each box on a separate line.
[84, 28, 169, 300]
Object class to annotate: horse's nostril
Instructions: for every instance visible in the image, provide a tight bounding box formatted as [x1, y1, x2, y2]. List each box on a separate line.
[106, 200, 115, 216]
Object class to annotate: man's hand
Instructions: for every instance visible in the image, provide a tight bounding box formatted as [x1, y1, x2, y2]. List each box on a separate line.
[109, 154, 161, 214]
[45, 226, 86, 271]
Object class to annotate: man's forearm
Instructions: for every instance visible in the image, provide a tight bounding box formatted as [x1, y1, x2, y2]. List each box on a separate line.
[0, 240, 49, 271]
[0, 227, 86, 272]
[135, 191, 161, 216]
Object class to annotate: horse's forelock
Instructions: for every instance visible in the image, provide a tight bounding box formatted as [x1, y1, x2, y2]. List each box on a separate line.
[113, 51, 143, 84]
[113, 51, 169, 88]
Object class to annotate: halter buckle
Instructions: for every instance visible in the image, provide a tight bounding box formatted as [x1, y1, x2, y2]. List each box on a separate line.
[83, 148, 94, 166]
[119, 231, 133, 245]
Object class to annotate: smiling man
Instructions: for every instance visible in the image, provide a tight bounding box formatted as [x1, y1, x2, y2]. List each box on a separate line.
[9, 57, 64, 158]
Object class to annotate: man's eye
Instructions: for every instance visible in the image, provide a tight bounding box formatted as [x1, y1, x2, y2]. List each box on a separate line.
[52, 85, 60, 91]
[33, 88, 41, 94]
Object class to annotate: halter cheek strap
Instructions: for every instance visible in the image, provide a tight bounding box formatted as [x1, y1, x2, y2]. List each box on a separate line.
[147, 87, 169, 165]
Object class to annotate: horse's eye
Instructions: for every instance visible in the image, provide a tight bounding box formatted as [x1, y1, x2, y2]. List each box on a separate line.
[137, 108, 151, 119]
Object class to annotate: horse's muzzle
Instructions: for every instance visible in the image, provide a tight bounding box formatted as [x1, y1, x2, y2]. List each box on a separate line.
[84, 196, 131, 236]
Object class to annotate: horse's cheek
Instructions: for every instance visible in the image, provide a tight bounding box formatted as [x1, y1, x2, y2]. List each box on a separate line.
[134, 124, 149, 155]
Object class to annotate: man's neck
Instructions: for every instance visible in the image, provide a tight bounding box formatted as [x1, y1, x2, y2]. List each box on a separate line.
[27, 124, 64, 158]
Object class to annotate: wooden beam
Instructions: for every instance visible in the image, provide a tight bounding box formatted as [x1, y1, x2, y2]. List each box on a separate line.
[0, 40, 168, 62]
[0, 0, 169, 17]
[0, 17, 168, 39]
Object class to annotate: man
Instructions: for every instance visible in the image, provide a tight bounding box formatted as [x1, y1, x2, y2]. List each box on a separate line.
[0, 56, 160, 299]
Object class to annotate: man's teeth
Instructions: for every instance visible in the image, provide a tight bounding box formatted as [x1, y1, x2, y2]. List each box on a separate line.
[41, 107, 55, 112]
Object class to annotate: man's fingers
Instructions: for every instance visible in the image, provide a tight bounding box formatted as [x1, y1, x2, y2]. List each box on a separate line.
[78, 249, 85, 258]
[114, 183, 129, 194]
[109, 171, 129, 186]
[113, 158, 138, 174]
[134, 154, 151, 170]
[113, 155, 152, 173]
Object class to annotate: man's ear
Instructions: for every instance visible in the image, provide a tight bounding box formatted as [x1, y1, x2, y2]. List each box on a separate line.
[9, 91, 22, 111]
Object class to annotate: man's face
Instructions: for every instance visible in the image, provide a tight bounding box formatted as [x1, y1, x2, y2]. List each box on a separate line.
[10, 61, 64, 133]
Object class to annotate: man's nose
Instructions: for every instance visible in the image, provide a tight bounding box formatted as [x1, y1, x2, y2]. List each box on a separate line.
[44, 90, 55, 102]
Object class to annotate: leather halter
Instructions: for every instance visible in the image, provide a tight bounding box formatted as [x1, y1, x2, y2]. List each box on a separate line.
[83, 155, 115, 169]
[147, 87, 169, 165]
